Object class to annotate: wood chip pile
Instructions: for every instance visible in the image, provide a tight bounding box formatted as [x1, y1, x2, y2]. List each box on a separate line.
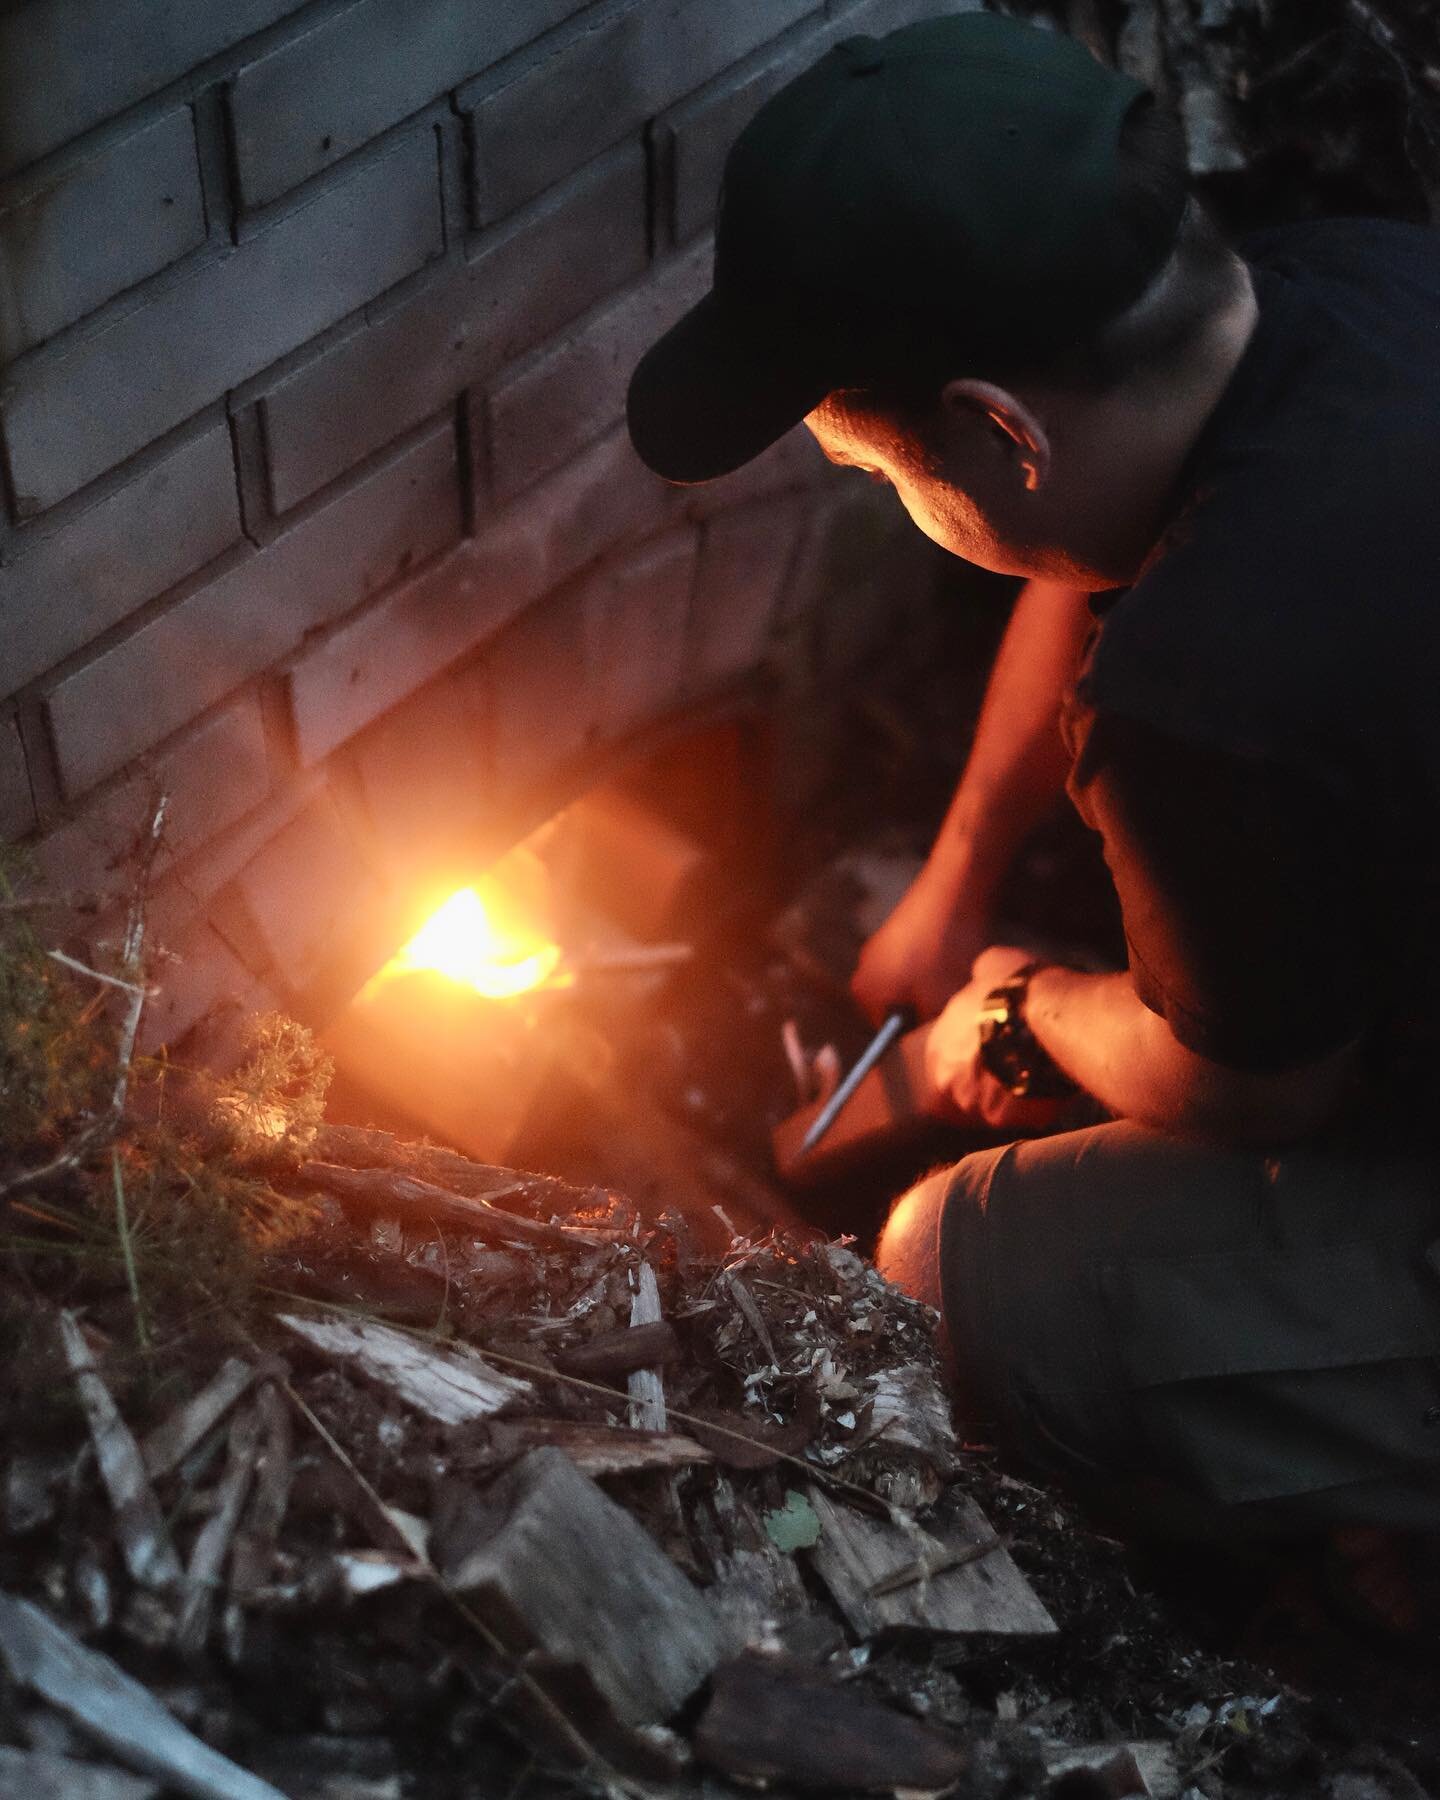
[5, 1118, 1400, 1800]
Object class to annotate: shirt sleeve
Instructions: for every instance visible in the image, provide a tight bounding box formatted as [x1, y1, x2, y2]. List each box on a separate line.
[1066, 706, 1378, 1071]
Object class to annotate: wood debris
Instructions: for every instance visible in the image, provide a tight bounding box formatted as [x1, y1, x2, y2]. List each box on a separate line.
[140, 1356, 256, 1480]
[694, 1650, 969, 1791]
[278, 1313, 531, 1424]
[58, 1311, 181, 1592]
[438, 1445, 723, 1727]
[808, 1486, 1057, 1638]
[0, 1592, 285, 1800]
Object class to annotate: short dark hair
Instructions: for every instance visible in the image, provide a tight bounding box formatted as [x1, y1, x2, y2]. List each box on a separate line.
[841, 97, 1239, 413]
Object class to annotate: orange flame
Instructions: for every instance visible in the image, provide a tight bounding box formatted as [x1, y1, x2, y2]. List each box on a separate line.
[367, 874, 568, 1002]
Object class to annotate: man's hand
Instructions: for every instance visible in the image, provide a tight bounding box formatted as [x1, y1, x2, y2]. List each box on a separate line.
[923, 946, 1073, 1132]
[852, 866, 992, 1025]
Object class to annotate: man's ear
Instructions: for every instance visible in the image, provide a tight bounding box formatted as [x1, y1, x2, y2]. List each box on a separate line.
[940, 378, 1051, 492]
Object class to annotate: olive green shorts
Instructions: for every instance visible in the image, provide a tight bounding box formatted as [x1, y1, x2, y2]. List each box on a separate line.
[925, 1121, 1440, 1536]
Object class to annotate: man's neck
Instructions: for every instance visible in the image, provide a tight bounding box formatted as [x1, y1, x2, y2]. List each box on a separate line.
[1058, 262, 1261, 586]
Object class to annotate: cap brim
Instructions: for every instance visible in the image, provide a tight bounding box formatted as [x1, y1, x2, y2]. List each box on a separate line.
[627, 290, 833, 484]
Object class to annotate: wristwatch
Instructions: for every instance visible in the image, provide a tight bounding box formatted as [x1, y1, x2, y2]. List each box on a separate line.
[975, 962, 1077, 1099]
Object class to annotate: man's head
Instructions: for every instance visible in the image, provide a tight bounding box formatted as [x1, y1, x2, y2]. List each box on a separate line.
[627, 13, 1253, 585]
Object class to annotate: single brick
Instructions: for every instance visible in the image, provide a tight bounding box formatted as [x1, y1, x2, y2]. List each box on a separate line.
[686, 494, 804, 693]
[349, 672, 490, 877]
[0, 420, 239, 697]
[35, 697, 271, 901]
[487, 237, 709, 502]
[466, 0, 814, 225]
[287, 532, 538, 767]
[663, 0, 977, 243]
[261, 147, 644, 512]
[0, 0, 300, 179]
[287, 422, 678, 766]
[220, 791, 383, 993]
[229, 0, 583, 209]
[535, 422, 684, 594]
[485, 584, 594, 786]
[0, 720, 34, 841]
[135, 769, 329, 954]
[45, 422, 460, 798]
[0, 108, 206, 356]
[3, 131, 442, 512]
[582, 528, 696, 742]
[137, 916, 279, 1056]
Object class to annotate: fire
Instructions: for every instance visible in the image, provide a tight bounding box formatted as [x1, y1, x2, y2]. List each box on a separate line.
[368, 874, 567, 1002]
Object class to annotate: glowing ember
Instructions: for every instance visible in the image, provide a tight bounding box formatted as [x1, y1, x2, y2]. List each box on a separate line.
[369, 883, 566, 1001]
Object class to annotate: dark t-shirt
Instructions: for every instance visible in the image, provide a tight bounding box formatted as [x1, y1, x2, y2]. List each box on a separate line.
[1064, 219, 1440, 1080]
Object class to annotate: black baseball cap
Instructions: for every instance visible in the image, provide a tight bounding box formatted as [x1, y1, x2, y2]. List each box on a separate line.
[627, 12, 1183, 483]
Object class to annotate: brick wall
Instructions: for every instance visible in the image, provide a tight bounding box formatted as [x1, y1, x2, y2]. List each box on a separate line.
[0, 0, 972, 1051]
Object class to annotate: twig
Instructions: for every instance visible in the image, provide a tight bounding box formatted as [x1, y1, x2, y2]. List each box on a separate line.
[0, 795, 170, 1202]
[112, 794, 169, 1118]
[46, 949, 152, 997]
[111, 1150, 150, 1353]
[867, 1531, 1010, 1596]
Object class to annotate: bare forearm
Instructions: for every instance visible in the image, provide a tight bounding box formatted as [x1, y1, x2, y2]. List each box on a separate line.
[929, 578, 1093, 898]
[1024, 965, 1353, 1145]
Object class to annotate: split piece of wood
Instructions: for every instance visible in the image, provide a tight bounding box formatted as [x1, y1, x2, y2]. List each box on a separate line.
[806, 1488, 1056, 1638]
[440, 1445, 722, 1727]
[176, 1401, 263, 1658]
[278, 1314, 531, 1426]
[554, 1319, 679, 1380]
[1044, 1741, 1178, 1797]
[484, 1418, 712, 1476]
[140, 1357, 256, 1481]
[297, 1161, 615, 1251]
[0, 1747, 159, 1799]
[627, 1262, 666, 1432]
[228, 1382, 293, 1599]
[58, 1311, 181, 1592]
[694, 1651, 968, 1792]
[0, 1591, 285, 1800]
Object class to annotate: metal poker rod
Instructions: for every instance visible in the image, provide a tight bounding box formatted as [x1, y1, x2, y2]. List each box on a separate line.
[798, 1006, 914, 1156]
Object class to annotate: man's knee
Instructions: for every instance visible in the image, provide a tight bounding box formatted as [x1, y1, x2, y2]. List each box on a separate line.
[875, 1164, 964, 1312]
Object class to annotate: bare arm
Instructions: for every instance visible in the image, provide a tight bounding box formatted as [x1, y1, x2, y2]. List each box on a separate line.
[1025, 965, 1356, 1144]
[927, 950, 1357, 1146]
[853, 578, 1095, 1020]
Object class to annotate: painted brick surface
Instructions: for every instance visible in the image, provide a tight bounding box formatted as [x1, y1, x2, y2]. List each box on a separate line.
[287, 421, 681, 765]
[487, 237, 709, 502]
[0, 420, 240, 696]
[687, 494, 805, 692]
[0, 0, 302, 178]
[582, 528, 696, 742]
[221, 792, 382, 993]
[0, 721, 34, 842]
[35, 699, 271, 900]
[486, 586, 594, 784]
[465, 0, 815, 225]
[3, 131, 443, 512]
[261, 147, 645, 512]
[45, 422, 460, 797]
[0, 108, 206, 357]
[288, 539, 531, 767]
[137, 917, 278, 1058]
[229, 0, 583, 208]
[349, 673, 490, 876]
